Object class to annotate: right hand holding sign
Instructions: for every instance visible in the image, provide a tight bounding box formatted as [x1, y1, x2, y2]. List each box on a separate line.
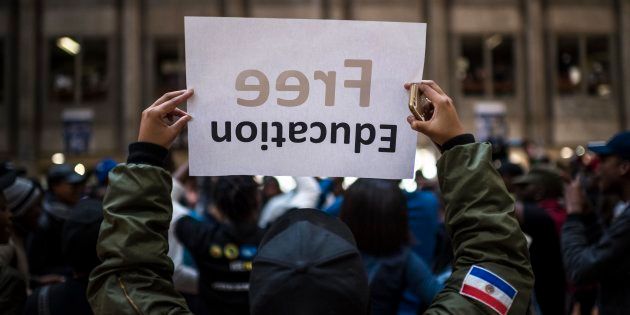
[405, 80, 465, 146]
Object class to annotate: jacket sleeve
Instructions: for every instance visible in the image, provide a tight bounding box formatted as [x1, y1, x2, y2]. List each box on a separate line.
[425, 143, 534, 315]
[562, 211, 630, 284]
[87, 164, 192, 315]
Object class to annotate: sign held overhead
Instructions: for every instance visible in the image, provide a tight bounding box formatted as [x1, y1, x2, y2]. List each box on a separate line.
[185, 17, 426, 179]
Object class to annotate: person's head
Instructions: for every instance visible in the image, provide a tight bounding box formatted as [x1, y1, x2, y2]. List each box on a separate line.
[414, 170, 437, 191]
[47, 164, 85, 206]
[588, 131, 630, 195]
[331, 177, 345, 196]
[513, 166, 563, 202]
[497, 162, 524, 193]
[62, 199, 103, 275]
[212, 176, 260, 225]
[1, 163, 43, 231]
[340, 179, 409, 256]
[250, 209, 369, 315]
[262, 176, 282, 201]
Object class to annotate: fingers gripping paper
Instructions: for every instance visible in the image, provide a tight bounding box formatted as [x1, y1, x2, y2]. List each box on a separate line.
[185, 17, 426, 179]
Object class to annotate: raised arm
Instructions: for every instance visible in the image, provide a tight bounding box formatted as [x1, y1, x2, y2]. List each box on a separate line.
[407, 81, 533, 315]
[87, 90, 194, 315]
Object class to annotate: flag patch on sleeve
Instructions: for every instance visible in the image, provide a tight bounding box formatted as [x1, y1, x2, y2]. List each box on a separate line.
[459, 265, 517, 315]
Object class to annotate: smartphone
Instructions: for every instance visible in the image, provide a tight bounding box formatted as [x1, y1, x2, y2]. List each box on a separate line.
[408, 83, 434, 121]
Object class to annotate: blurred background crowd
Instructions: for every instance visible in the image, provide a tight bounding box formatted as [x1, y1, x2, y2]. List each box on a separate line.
[2, 129, 629, 314]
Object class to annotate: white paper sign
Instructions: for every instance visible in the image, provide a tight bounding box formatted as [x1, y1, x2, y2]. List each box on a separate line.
[185, 17, 426, 179]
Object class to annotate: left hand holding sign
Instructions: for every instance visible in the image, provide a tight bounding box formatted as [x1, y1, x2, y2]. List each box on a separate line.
[139, 89, 194, 148]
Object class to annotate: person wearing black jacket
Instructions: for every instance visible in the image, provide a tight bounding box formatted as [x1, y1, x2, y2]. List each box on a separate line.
[23, 199, 103, 315]
[562, 131, 630, 315]
[174, 175, 266, 314]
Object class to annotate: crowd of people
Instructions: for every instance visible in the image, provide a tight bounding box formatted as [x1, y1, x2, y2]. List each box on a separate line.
[0, 81, 627, 315]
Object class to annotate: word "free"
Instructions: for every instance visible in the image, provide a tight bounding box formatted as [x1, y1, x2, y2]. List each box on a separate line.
[235, 59, 372, 108]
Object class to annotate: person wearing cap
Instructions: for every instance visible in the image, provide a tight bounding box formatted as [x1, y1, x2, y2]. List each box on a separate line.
[0, 164, 29, 314]
[562, 131, 630, 315]
[512, 167, 567, 315]
[0, 162, 44, 293]
[514, 166, 567, 235]
[23, 198, 103, 315]
[88, 84, 533, 315]
[27, 164, 86, 281]
[0, 193, 26, 314]
[497, 162, 524, 194]
[45, 163, 85, 210]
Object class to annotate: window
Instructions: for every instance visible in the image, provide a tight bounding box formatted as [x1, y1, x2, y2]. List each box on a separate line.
[586, 37, 611, 97]
[154, 39, 184, 99]
[153, 39, 187, 149]
[82, 39, 108, 101]
[457, 34, 515, 97]
[491, 36, 515, 96]
[557, 36, 580, 94]
[49, 37, 108, 104]
[555, 35, 611, 97]
[459, 36, 485, 96]
[0, 40, 4, 103]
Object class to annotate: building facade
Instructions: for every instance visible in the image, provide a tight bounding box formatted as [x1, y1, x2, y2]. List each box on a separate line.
[1, 0, 629, 171]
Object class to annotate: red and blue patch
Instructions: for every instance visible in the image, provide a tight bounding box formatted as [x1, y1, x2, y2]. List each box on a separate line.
[460, 265, 517, 315]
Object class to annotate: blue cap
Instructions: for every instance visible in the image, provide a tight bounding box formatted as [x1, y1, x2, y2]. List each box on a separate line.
[588, 131, 630, 160]
[95, 158, 117, 184]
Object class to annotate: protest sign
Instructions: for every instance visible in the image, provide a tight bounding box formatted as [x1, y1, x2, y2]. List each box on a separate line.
[185, 17, 426, 179]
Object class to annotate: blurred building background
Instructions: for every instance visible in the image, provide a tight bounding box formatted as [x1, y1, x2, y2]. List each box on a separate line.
[0, 0, 629, 173]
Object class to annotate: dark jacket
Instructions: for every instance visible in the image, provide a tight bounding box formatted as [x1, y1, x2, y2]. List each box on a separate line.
[23, 277, 93, 315]
[0, 264, 26, 315]
[175, 216, 265, 314]
[87, 141, 533, 315]
[27, 194, 72, 277]
[521, 203, 567, 315]
[562, 205, 630, 315]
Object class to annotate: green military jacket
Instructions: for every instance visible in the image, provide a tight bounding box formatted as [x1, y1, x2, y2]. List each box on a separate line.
[87, 142, 533, 314]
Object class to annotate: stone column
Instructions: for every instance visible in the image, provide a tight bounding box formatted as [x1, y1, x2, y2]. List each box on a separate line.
[121, 0, 142, 149]
[619, 0, 630, 130]
[425, 0, 449, 87]
[16, 0, 40, 173]
[419, 0, 449, 147]
[523, 0, 550, 145]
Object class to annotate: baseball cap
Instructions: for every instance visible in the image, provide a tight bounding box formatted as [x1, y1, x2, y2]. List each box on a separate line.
[249, 208, 369, 315]
[497, 162, 525, 178]
[513, 166, 564, 196]
[588, 131, 630, 160]
[47, 164, 85, 186]
[95, 158, 117, 185]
